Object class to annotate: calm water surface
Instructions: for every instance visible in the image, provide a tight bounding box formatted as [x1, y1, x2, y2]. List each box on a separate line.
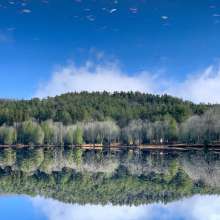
[1, 147, 220, 220]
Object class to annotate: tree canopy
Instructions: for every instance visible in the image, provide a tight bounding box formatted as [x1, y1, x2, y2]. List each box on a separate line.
[0, 92, 218, 145]
[0, 92, 209, 126]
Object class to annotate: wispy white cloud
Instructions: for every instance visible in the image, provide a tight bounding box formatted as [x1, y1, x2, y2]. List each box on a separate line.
[21, 9, 32, 14]
[34, 61, 220, 104]
[35, 62, 163, 98]
[161, 16, 169, 20]
[166, 66, 220, 104]
[31, 195, 220, 220]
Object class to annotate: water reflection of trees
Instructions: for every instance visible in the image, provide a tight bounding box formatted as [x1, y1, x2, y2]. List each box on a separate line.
[0, 147, 220, 205]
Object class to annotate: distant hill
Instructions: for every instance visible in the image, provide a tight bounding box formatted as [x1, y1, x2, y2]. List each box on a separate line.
[0, 92, 210, 126]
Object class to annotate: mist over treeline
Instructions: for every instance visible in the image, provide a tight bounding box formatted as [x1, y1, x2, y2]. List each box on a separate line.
[0, 92, 219, 145]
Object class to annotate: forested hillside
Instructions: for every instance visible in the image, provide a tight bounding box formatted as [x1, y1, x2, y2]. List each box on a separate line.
[0, 92, 208, 126]
[0, 92, 218, 146]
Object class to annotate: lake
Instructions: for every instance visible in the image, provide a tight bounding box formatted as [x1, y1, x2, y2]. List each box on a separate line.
[1, 147, 220, 220]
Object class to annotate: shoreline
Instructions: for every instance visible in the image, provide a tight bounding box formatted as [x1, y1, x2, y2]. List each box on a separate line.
[1, 143, 220, 151]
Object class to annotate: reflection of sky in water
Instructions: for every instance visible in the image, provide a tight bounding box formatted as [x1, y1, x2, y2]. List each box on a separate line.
[1, 195, 220, 220]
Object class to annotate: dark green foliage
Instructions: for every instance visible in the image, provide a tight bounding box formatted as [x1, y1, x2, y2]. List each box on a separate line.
[0, 92, 217, 145]
[0, 148, 219, 205]
[0, 92, 209, 126]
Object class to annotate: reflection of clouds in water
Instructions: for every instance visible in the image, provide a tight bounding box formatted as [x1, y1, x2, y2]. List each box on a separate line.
[31, 195, 220, 220]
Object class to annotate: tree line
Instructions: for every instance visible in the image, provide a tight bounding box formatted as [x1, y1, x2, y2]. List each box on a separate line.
[0, 164, 197, 205]
[0, 108, 220, 145]
[0, 148, 213, 205]
[0, 92, 209, 127]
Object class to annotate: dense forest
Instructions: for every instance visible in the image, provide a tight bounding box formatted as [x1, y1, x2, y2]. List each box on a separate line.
[0, 92, 208, 125]
[0, 147, 219, 205]
[0, 92, 218, 146]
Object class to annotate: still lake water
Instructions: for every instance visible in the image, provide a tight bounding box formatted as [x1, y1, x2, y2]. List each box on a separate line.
[1, 147, 220, 220]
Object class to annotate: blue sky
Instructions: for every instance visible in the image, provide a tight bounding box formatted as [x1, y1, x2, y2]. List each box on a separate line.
[1, 195, 220, 220]
[1, 0, 220, 102]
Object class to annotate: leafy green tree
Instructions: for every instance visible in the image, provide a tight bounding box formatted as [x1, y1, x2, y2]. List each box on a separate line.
[55, 110, 72, 125]
[0, 126, 17, 145]
[40, 149, 55, 173]
[18, 148, 44, 172]
[164, 116, 178, 141]
[73, 148, 83, 165]
[18, 121, 44, 145]
[41, 120, 55, 144]
[0, 148, 16, 166]
[73, 127, 83, 145]
[64, 127, 74, 145]
[169, 118, 178, 140]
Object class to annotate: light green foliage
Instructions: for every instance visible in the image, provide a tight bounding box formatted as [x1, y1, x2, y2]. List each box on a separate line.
[73, 127, 83, 145]
[39, 149, 55, 173]
[18, 148, 44, 172]
[73, 148, 83, 165]
[164, 116, 178, 141]
[83, 120, 120, 145]
[168, 118, 178, 139]
[0, 92, 209, 145]
[0, 126, 17, 145]
[41, 120, 56, 144]
[18, 121, 44, 145]
[164, 160, 179, 182]
[0, 148, 16, 166]
[122, 120, 143, 145]
[0, 105, 220, 145]
[64, 126, 75, 145]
